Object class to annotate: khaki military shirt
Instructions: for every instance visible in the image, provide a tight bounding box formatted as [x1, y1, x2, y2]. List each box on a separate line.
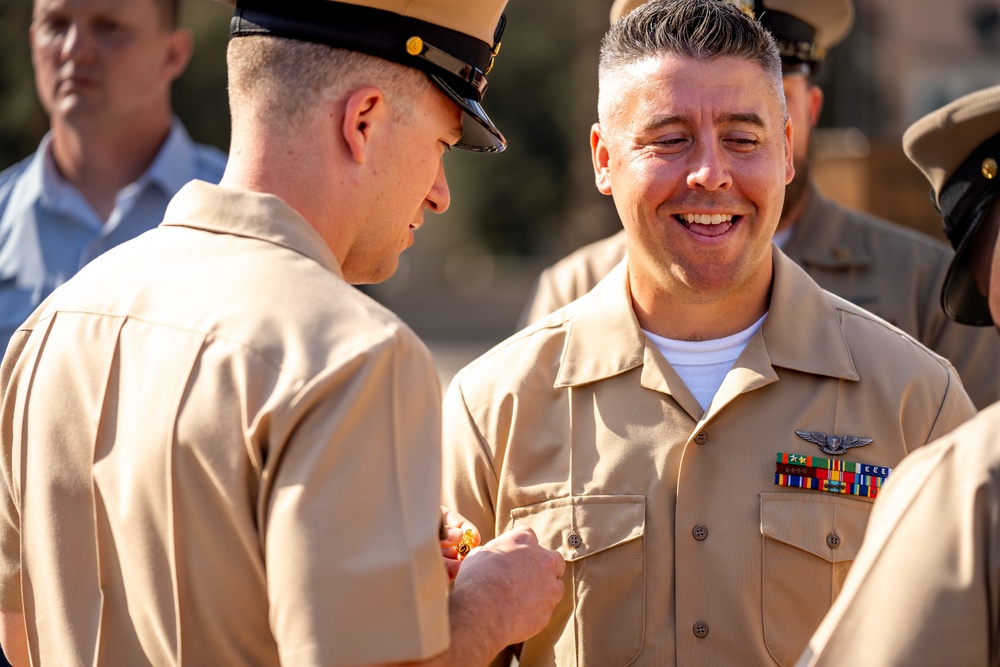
[0, 182, 449, 666]
[519, 185, 1000, 409]
[443, 248, 975, 667]
[797, 402, 1000, 667]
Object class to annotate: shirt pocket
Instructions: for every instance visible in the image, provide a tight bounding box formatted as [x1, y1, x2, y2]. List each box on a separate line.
[509, 495, 645, 667]
[760, 492, 872, 667]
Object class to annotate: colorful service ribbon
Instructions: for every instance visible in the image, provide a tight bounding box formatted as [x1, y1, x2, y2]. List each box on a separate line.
[774, 452, 892, 499]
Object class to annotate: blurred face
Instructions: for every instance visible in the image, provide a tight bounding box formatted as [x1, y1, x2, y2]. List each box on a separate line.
[780, 72, 823, 225]
[342, 83, 461, 284]
[593, 54, 793, 303]
[968, 198, 1000, 332]
[30, 0, 189, 130]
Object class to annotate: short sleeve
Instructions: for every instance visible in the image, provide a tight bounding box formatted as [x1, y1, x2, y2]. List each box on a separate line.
[264, 330, 449, 666]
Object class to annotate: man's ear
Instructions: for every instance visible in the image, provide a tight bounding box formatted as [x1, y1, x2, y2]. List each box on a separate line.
[784, 115, 795, 185]
[592, 123, 613, 195]
[808, 84, 824, 128]
[341, 86, 386, 165]
[164, 28, 194, 83]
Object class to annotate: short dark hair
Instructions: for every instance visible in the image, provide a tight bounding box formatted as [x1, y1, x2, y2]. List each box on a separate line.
[600, 0, 782, 99]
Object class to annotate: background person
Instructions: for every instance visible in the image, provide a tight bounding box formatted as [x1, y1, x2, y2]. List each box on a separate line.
[0, 0, 565, 665]
[0, 0, 227, 352]
[441, 1, 976, 664]
[797, 83, 1000, 667]
[518, 0, 1000, 410]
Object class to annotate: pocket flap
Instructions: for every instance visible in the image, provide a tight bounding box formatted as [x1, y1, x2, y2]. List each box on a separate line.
[760, 493, 872, 563]
[508, 495, 645, 562]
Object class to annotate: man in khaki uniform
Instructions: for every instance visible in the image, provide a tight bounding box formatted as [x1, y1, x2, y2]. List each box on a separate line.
[441, 1, 976, 665]
[0, 1, 566, 665]
[519, 0, 1000, 410]
[797, 85, 1000, 667]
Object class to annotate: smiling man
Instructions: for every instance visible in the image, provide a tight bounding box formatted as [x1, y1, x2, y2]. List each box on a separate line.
[440, 1, 975, 665]
[519, 0, 1000, 412]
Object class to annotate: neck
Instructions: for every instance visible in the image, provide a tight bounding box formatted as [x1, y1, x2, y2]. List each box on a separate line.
[50, 112, 172, 221]
[221, 123, 353, 267]
[629, 258, 773, 342]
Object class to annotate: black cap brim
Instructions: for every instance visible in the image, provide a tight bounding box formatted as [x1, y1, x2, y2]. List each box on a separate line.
[429, 74, 505, 153]
[942, 199, 995, 326]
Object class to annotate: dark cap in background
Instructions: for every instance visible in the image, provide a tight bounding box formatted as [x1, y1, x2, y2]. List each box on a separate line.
[608, 0, 853, 72]
[219, 0, 508, 152]
[903, 85, 1000, 326]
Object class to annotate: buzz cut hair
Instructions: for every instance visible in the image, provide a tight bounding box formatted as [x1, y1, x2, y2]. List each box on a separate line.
[599, 0, 784, 120]
[226, 35, 430, 129]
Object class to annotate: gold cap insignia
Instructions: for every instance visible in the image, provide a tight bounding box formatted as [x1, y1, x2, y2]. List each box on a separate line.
[405, 36, 424, 56]
[984, 157, 998, 180]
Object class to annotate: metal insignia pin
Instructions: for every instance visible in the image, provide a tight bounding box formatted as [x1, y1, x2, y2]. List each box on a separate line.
[983, 157, 997, 181]
[795, 430, 874, 456]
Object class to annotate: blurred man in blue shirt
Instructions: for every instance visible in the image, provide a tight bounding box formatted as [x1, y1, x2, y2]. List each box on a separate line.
[0, 0, 226, 351]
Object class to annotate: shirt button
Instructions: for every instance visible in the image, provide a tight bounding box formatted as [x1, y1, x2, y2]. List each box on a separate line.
[693, 621, 709, 638]
[692, 524, 709, 541]
[567, 533, 583, 548]
[694, 432, 708, 445]
[826, 532, 841, 549]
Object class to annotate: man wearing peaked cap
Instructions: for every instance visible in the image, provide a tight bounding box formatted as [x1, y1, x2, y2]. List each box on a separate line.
[798, 84, 1000, 667]
[906, 85, 1000, 326]
[228, 0, 508, 152]
[440, 1, 975, 665]
[520, 0, 1000, 410]
[0, 1, 566, 665]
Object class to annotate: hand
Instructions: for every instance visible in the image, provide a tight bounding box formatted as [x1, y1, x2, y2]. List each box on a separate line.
[452, 526, 566, 646]
[439, 505, 480, 581]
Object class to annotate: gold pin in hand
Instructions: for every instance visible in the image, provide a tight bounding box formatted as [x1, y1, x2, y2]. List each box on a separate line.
[455, 529, 475, 557]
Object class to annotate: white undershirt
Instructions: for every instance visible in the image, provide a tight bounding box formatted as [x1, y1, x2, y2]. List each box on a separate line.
[644, 313, 768, 411]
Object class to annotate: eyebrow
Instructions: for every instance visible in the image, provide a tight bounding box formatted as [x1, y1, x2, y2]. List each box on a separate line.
[718, 112, 766, 128]
[638, 111, 768, 134]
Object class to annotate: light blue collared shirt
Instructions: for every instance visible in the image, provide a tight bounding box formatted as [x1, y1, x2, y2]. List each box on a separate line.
[0, 120, 227, 352]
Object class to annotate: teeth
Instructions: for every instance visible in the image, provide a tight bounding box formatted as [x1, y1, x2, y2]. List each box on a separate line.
[682, 213, 734, 225]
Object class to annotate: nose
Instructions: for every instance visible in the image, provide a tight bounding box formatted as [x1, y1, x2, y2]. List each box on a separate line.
[686, 142, 732, 191]
[424, 159, 451, 214]
[61, 23, 93, 63]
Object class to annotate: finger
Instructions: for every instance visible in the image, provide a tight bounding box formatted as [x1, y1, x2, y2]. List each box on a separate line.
[443, 556, 461, 582]
[440, 525, 466, 547]
[550, 550, 567, 576]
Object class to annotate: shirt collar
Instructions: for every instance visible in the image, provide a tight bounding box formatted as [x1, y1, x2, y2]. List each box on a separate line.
[32, 120, 199, 223]
[143, 119, 200, 196]
[555, 246, 858, 388]
[160, 180, 343, 279]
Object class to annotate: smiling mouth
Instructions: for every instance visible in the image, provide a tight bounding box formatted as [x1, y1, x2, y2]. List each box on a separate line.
[675, 213, 739, 237]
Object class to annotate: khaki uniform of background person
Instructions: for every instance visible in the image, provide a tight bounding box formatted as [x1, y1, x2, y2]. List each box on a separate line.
[440, 1, 976, 665]
[0, 0, 567, 665]
[797, 85, 1000, 667]
[518, 0, 1000, 411]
